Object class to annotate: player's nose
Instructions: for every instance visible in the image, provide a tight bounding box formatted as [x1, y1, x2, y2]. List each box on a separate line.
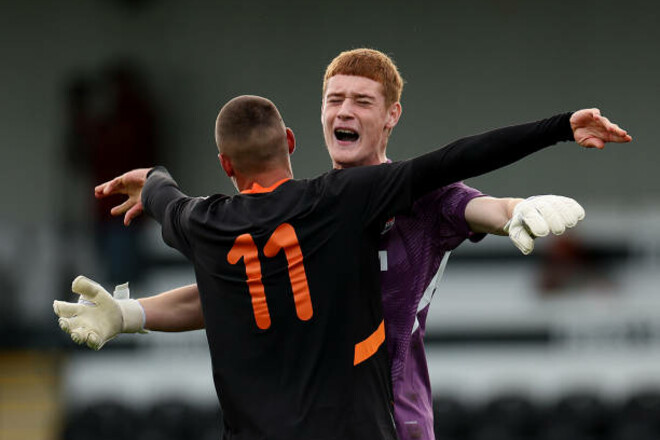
[337, 101, 355, 119]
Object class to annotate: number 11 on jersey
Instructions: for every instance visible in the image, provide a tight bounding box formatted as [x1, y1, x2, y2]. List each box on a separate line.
[227, 223, 313, 330]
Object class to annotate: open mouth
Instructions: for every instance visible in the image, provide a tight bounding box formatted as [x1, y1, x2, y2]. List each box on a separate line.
[334, 128, 359, 142]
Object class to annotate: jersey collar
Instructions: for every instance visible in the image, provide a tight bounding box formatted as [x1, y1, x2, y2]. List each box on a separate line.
[241, 178, 292, 194]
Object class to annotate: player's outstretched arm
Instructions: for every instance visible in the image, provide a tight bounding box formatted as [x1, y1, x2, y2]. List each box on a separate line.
[140, 284, 205, 332]
[54, 278, 205, 350]
[53, 276, 146, 350]
[570, 108, 632, 149]
[466, 195, 585, 255]
[94, 168, 153, 226]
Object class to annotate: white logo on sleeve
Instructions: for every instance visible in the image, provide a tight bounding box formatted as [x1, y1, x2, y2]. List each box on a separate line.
[379, 251, 388, 271]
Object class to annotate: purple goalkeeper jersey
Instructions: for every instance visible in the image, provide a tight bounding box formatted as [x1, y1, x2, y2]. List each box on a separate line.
[379, 182, 486, 440]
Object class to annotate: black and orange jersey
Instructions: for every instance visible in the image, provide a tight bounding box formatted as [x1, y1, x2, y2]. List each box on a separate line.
[142, 113, 573, 440]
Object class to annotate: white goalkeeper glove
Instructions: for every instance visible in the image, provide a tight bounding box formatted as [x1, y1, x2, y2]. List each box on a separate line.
[503, 195, 585, 255]
[53, 275, 146, 350]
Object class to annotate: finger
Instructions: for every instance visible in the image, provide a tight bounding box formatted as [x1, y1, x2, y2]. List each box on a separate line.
[59, 315, 86, 333]
[103, 177, 124, 196]
[509, 225, 534, 255]
[110, 198, 135, 217]
[96, 177, 124, 199]
[53, 300, 82, 318]
[598, 115, 611, 126]
[599, 115, 632, 141]
[534, 202, 566, 235]
[124, 203, 143, 226]
[69, 327, 88, 345]
[598, 116, 620, 136]
[71, 276, 111, 306]
[58, 317, 72, 333]
[610, 127, 632, 142]
[519, 208, 550, 237]
[556, 198, 585, 227]
[95, 178, 122, 199]
[94, 181, 112, 198]
[86, 333, 104, 351]
[582, 137, 605, 149]
[70, 328, 97, 347]
[607, 120, 623, 133]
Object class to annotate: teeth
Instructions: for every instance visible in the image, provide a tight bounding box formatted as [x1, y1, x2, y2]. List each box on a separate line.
[334, 128, 359, 142]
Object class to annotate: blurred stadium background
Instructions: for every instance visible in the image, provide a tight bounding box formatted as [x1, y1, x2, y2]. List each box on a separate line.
[1, 0, 659, 439]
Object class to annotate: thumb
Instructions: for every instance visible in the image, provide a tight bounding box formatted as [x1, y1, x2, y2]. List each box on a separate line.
[508, 223, 535, 255]
[71, 276, 113, 308]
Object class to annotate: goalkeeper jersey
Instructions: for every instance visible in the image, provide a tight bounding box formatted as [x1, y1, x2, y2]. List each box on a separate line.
[381, 182, 486, 440]
[142, 113, 573, 440]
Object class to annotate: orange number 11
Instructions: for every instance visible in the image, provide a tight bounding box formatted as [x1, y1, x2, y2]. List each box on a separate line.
[227, 223, 312, 329]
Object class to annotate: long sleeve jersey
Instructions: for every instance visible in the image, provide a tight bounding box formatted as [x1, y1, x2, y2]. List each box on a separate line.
[142, 113, 573, 440]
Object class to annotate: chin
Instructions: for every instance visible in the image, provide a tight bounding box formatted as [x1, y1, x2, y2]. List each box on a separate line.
[331, 153, 360, 169]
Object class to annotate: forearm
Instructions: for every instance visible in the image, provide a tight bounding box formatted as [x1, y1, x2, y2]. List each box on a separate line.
[410, 113, 574, 197]
[467, 194, 586, 255]
[465, 197, 523, 235]
[139, 284, 205, 331]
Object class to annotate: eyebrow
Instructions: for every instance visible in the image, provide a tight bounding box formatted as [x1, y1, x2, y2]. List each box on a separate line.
[325, 92, 376, 101]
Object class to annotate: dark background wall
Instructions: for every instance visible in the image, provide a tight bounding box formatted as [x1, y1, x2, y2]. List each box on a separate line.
[1, 0, 657, 227]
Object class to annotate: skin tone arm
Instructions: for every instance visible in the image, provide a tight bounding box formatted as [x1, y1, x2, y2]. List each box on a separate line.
[465, 197, 522, 235]
[139, 284, 205, 331]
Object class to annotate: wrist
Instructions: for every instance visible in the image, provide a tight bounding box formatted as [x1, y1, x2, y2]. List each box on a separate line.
[118, 299, 147, 333]
[507, 198, 525, 218]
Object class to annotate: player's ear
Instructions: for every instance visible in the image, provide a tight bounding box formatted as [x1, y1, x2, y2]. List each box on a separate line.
[219, 153, 234, 177]
[385, 102, 402, 130]
[286, 127, 296, 155]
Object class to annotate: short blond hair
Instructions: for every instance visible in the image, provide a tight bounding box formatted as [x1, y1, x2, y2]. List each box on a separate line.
[323, 48, 404, 106]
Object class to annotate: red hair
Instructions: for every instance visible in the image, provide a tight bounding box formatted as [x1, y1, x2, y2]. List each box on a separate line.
[323, 48, 404, 106]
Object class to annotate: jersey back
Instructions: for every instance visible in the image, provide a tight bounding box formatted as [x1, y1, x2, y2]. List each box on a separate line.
[152, 165, 416, 440]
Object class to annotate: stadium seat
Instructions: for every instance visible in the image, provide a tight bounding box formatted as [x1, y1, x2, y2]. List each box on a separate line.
[433, 395, 471, 440]
[546, 391, 612, 438]
[63, 400, 139, 440]
[138, 400, 202, 440]
[477, 394, 539, 438]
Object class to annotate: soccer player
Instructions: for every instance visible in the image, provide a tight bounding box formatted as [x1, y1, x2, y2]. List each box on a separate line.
[55, 50, 631, 439]
[56, 94, 628, 439]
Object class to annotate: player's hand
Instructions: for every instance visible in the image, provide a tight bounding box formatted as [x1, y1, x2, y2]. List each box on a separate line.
[570, 108, 632, 149]
[53, 275, 145, 350]
[94, 168, 152, 226]
[503, 195, 585, 255]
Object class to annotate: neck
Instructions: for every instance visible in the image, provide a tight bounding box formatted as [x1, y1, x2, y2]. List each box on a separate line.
[233, 168, 293, 192]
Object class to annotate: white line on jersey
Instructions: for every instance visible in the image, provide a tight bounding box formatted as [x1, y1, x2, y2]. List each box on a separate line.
[411, 251, 451, 334]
